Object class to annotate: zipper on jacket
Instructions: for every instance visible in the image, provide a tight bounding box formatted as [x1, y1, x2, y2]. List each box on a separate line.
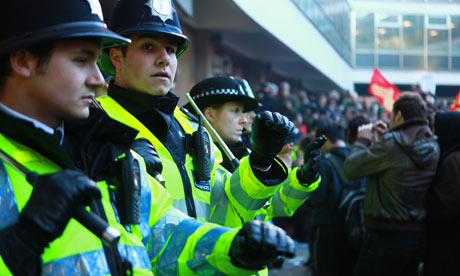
[178, 159, 197, 218]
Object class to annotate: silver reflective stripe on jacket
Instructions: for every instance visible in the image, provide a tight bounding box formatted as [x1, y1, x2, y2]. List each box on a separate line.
[43, 245, 152, 275]
[187, 226, 229, 276]
[0, 161, 19, 229]
[282, 183, 312, 200]
[172, 198, 210, 221]
[146, 208, 189, 260]
[154, 216, 205, 275]
[209, 168, 230, 225]
[43, 249, 109, 276]
[229, 168, 270, 210]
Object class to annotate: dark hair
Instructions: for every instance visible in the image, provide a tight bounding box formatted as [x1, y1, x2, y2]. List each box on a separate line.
[346, 115, 370, 144]
[316, 120, 344, 143]
[0, 42, 54, 90]
[393, 92, 427, 120]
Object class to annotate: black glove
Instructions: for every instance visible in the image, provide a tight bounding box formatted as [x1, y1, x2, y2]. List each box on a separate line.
[131, 138, 164, 184]
[297, 135, 327, 184]
[22, 169, 101, 241]
[229, 220, 296, 271]
[250, 111, 295, 168]
[0, 169, 101, 275]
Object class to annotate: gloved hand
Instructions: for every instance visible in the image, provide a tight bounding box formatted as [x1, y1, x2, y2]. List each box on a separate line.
[297, 135, 327, 185]
[229, 220, 296, 271]
[250, 111, 295, 168]
[0, 169, 101, 275]
[22, 169, 101, 241]
[131, 138, 164, 184]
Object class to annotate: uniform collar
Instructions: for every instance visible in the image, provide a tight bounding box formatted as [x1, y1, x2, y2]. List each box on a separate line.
[107, 81, 179, 115]
[0, 101, 65, 144]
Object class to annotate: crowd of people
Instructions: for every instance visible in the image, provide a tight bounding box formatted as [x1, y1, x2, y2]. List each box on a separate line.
[247, 79, 457, 276]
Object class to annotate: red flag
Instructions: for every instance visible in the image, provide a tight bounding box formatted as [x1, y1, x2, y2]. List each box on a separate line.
[368, 68, 400, 114]
[449, 88, 460, 111]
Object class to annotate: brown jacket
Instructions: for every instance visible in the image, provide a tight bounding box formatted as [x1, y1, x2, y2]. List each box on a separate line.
[343, 118, 440, 231]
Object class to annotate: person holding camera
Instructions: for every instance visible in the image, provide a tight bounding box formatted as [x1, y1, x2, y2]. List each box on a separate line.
[343, 92, 440, 276]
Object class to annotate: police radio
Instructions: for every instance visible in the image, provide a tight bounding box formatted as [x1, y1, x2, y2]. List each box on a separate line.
[109, 152, 142, 225]
[186, 93, 240, 171]
[192, 115, 211, 181]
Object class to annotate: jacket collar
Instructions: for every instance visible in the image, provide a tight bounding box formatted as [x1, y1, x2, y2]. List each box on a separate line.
[107, 81, 179, 115]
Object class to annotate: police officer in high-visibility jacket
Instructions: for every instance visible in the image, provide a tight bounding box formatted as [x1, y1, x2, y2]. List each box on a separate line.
[0, 0, 296, 275]
[186, 76, 322, 224]
[97, 0, 320, 229]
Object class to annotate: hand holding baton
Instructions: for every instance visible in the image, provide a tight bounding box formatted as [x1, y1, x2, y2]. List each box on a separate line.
[0, 148, 121, 247]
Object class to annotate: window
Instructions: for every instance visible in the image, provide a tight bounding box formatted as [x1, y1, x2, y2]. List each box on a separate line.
[403, 15, 424, 69]
[452, 16, 460, 70]
[356, 12, 374, 49]
[403, 15, 424, 51]
[378, 27, 400, 50]
[356, 53, 374, 67]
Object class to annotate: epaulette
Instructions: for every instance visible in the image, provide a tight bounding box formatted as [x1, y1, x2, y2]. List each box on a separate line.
[179, 106, 198, 122]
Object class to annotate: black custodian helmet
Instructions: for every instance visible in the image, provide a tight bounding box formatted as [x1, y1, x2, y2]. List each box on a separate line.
[99, 0, 189, 76]
[187, 76, 259, 113]
[0, 0, 130, 57]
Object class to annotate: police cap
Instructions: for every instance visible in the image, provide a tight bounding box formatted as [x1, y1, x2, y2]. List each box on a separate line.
[187, 76, 259, 113]
[235, 78, 262, 108]
[99, 0, 189, 76]
[0, 0, 130, 57]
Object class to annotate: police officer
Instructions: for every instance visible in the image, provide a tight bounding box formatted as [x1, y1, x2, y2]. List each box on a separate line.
[185, 76, 258, 172]
[97, 0, 311, 230]
[0, 0, 295, 275]
[187, 76, 324, 222]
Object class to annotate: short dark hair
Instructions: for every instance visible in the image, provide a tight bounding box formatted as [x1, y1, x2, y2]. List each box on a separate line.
[0, 42, 54, 90]
[393, 92, 427, 120]
[316, 120, 344, 143]
[346, 115, 370, 144]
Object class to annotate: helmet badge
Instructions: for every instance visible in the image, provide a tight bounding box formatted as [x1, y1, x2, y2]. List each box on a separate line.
[145, 0, 175, 22]
[85, 0, 104, 21]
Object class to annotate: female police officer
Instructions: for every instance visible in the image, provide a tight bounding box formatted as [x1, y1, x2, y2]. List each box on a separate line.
[187, 76, 323, 224]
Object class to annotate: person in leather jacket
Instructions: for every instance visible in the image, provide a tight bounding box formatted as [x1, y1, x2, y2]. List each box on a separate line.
[343, 92, 440, 276]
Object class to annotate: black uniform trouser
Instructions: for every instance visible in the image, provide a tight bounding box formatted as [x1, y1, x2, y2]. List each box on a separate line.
[354, 229, 424, 276]
[311, 224, 356, 276]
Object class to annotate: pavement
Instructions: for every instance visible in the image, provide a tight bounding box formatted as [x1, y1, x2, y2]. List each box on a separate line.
[268, 242, 313, 276]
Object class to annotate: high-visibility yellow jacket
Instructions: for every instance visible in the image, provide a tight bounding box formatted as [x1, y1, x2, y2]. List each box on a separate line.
[0, 131, 258, 275]
[97, 95, 319, 228]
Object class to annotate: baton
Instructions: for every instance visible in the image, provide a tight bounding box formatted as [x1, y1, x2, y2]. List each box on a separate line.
[0, 148, 121, 247]
[186, 93, 240, 171]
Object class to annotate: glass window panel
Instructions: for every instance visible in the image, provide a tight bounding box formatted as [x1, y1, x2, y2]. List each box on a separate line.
[403, 55, 424, 69]
[452, 16, 460, 55]
[429, 16, 447, 25]
[376, 13, 398, 23]
[356, 12, 374, 49]
[452, 56, 460, 70]
[356, 53, 374, 67]
[378, 27, 400, 50]
[428, 29, 448, 54]
[428, 56, 448, 70]
[379, 54, 400, 67]
[403, 15, 424, 51]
